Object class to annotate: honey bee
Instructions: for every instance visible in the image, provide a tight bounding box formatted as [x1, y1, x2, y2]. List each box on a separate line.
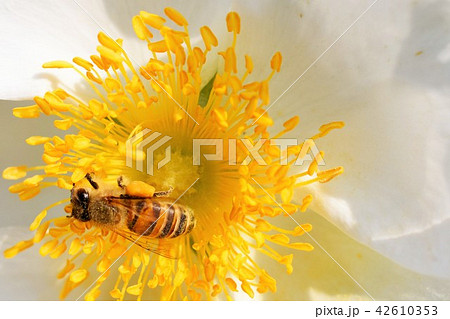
[69, 174, 196, 258]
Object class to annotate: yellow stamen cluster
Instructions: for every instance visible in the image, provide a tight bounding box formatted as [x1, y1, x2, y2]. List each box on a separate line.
[3, 8, 343, 300]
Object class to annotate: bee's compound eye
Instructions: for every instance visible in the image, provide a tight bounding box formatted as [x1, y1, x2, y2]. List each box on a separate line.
[76, 188, 89, 209]
[77, 188, 89, 200]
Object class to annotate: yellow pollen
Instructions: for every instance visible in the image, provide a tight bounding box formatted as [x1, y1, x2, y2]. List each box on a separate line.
[19, 187, 41, 201]
[34, 96, 52, 115]
[293, 224, 313, 236]
[97, 32, 122, 52]
[300, 195, 313, 212]
[132, 16, 152, 40]
[42, 61, 74, 69]
[3, 240, 33, 259]
[226, 12, 241, 34]
[29, 210, 47, 231]
[39, 238, 59, 256]
[283, 116, 300, 132]
[125, 181, 156, 197]
[140, 11, 166, 29]
[33, 221, 50, 243]
[3, 166, 27, 180]
[270, 52, 283, 72]
[245, 55, 254, 74]
[164, 7, 188, 26]
[69, 269, 88, 284]
[26, 136, 51, 146]
[318, 166, 344, 183]
[54, 119, 73, 130]
[200, 26, 218, 51]
[316, 121, 345, 138]
[308, 151, 324, 176]
[13, 105, 40, 119]
[73, 57, 94, 70]
[96, 45, 123, 64]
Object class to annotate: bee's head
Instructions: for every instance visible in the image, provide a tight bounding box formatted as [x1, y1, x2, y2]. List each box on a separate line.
[70, 187, 91, 222]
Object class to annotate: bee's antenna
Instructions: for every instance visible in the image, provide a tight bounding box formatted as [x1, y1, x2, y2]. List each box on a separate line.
[117, 176, 125, 189]
[85, 173, 99, 189]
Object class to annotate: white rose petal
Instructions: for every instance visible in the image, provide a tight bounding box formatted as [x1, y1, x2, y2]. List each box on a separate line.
[234, 0, 450, 278]
[0, 0, 231, 100]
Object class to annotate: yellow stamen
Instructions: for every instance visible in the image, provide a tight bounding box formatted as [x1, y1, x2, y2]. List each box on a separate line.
[13, 105, 40, 118]
[164, 7, 188, 27]
[29, 210, 47, 231]
[132, 16, 152, 40]
[3, 240, 34, 258]
[42, 61, 74, 69]
[300, 195, 313, 212]
[226, 12, 241, 34]
[270, 52, 282, 72]
[97, 32, 122, 52]
[3, 166, 27, 180]
[73, 57, 94, 71]
[70, 269, 88, 283]
[316, 121, 345, 138]
[54, 119, 73, 130]
[26, 136, 51, 146]
[283, 116, 300, 132]
[245, 55, 253, 74]
[140, 11, 166, 29]
[200, 26, 218, 51]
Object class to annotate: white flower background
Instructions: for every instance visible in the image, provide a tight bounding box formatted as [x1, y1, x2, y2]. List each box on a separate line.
[0, 0, 449, 300]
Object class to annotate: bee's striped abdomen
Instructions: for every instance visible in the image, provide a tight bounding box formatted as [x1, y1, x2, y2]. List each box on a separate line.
[126, 199, 195, 238]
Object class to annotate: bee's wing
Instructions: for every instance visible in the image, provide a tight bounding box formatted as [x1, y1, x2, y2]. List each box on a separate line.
[111, 227, 181, 259]
[105, 196, 181, 259]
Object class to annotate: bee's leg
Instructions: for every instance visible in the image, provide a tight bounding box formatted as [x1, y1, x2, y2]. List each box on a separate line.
[85, 173, 99, 189]
[117, 176, 126, 189]
[118, 194, 146, 199]
[153, 186, 173, 197]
